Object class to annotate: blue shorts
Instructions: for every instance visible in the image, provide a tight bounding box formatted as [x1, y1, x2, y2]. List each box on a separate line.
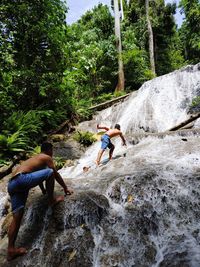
[101, 134, 114, 150]
[8, 168, 53, 213]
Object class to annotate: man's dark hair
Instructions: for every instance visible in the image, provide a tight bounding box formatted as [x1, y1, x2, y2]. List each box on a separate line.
[41, 142, 53, 152]
[114, 124, 121, 130]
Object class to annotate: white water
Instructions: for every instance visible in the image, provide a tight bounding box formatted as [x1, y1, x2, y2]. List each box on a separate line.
[78, 64, 200, 135]
[0, 193, 7, 217]
[60, 64, 200, 179]
[0, 192, 7, 233]
[1, 64, 200, 267]
[59, 64, 200, 267]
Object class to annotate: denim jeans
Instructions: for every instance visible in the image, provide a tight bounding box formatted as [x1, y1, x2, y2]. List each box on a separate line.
[8, 168, 53, 213]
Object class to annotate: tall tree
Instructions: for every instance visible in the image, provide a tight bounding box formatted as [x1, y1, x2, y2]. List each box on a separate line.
[120, 0, 125, 20]
[126, 0, 184, 75]
[114, 0, 125, 91]
[64, 4, 117, 100]
[145, 0, 156, 75]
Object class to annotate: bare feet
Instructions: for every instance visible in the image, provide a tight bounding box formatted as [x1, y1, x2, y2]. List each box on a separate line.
[95, 160, 100, 166]
[7, 247, 27, 261]
[49, 196, 65, 207]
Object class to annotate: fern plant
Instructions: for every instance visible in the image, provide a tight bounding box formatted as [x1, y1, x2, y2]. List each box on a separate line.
[0, 130, 29, 159]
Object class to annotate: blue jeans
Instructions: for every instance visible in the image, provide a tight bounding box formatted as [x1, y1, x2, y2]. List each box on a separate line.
[8, 168, 53, 213]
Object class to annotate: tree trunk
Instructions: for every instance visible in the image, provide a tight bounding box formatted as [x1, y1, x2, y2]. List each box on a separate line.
[166, 113, 200, 131]
[120, 0, 124, 20]
[145, 0, 156, 75]
[114, 0, 125, 92]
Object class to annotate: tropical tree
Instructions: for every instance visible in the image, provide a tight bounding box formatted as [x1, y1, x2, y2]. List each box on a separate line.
[126, 0, 185, 75]
[179, 0, 200, 63]
[0, 0, 69, 110]
[145, 0, 156, 75]
[113, 0, 125, 91]
[0, 0, 72, 156]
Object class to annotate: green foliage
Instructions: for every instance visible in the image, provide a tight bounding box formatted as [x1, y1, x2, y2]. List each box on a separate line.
[189, 95, 200, 114]
[123, 48, 154, 89]
[179, 0, 200, 63]
[0, 159, 11, 167]
[73, 131, 96, 147]
[64, 4, 118, 100]
[0, 0, 68, 110]
[0, 110, 54, 158]
[191, 96, 200, 108]
[125, 0, 186, 75]
[53, 156, 66, 170]
[0, 130, 29, 159]
[29, 146, 41, 156]
[92, 93, 113, 105]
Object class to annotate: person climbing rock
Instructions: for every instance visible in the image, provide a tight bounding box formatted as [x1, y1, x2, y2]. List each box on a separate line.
[7, 142, 73, 261]
[95, 123, 126, 165]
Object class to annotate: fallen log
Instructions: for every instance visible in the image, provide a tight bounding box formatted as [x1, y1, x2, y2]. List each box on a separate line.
[89, 93, 132, 112]
[167, 113, 200, 131]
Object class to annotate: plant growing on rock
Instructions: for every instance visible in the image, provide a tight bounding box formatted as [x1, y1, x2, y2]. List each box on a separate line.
[73, 131, 96, 147]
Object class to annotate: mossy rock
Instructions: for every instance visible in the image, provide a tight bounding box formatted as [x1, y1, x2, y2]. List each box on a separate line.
[50, 134, 66, 142]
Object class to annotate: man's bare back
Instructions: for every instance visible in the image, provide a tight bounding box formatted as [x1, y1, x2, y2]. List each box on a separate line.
[105, 128, 123, 138]
[13, 153, 53, 176]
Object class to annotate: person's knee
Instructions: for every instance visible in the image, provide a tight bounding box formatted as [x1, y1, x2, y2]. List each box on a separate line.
[13, 208, 24, 220]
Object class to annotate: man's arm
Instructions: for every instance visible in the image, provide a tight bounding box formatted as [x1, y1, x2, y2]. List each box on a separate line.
[97, 124, 109, 131]
[53, 170, 73, 195]
[120, 133, 126, 146]
[46, 156, 73, 195]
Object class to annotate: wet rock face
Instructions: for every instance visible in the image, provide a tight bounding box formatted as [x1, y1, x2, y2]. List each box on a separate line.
[53, 139, 85, 160]
[1, 64, 200, 266]
[1, 191, 109, 267]
[53, 191, 109, 231]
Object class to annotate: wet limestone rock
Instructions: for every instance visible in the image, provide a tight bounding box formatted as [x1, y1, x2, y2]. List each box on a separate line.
[0, 190, 109, 267]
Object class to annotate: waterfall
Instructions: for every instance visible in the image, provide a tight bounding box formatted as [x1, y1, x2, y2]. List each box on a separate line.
[60, 63, 200, 179]
[1, 63, 200, 267]
[0, 192, 7, 232]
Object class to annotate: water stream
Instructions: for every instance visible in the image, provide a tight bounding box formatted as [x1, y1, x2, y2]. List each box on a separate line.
[1, 64, 200, 266]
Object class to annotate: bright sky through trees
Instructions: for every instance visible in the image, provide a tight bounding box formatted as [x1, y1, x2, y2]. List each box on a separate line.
[66, 0, 184, 27]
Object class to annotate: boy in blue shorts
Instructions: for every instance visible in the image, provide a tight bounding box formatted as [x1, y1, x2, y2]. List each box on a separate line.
[95, 124, 126, 165]
[7, 142, 73, 261]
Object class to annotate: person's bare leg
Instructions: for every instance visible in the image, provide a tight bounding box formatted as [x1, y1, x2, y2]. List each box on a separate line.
[46, 173, 64, 206]
[109, 145, 115, 160]
[7, 210, 27, 261]
[39, 182, 46, 195]
[95, 149, 104, 165]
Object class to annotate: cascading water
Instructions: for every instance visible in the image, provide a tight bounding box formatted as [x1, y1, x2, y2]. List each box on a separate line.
[0, 192, 7, 232]
[59, 63, 200, 267]
[1, 63, 200, 267]
[0, 193, 7, 217]
[60, 63, 200, 179]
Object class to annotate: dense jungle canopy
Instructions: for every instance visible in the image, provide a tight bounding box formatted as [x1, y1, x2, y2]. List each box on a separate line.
[0, 0, 200, 161]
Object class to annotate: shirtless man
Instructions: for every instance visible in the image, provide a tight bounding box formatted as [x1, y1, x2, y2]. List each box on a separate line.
[95, 124, 126, 165]
[7, 142, 73, 261]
